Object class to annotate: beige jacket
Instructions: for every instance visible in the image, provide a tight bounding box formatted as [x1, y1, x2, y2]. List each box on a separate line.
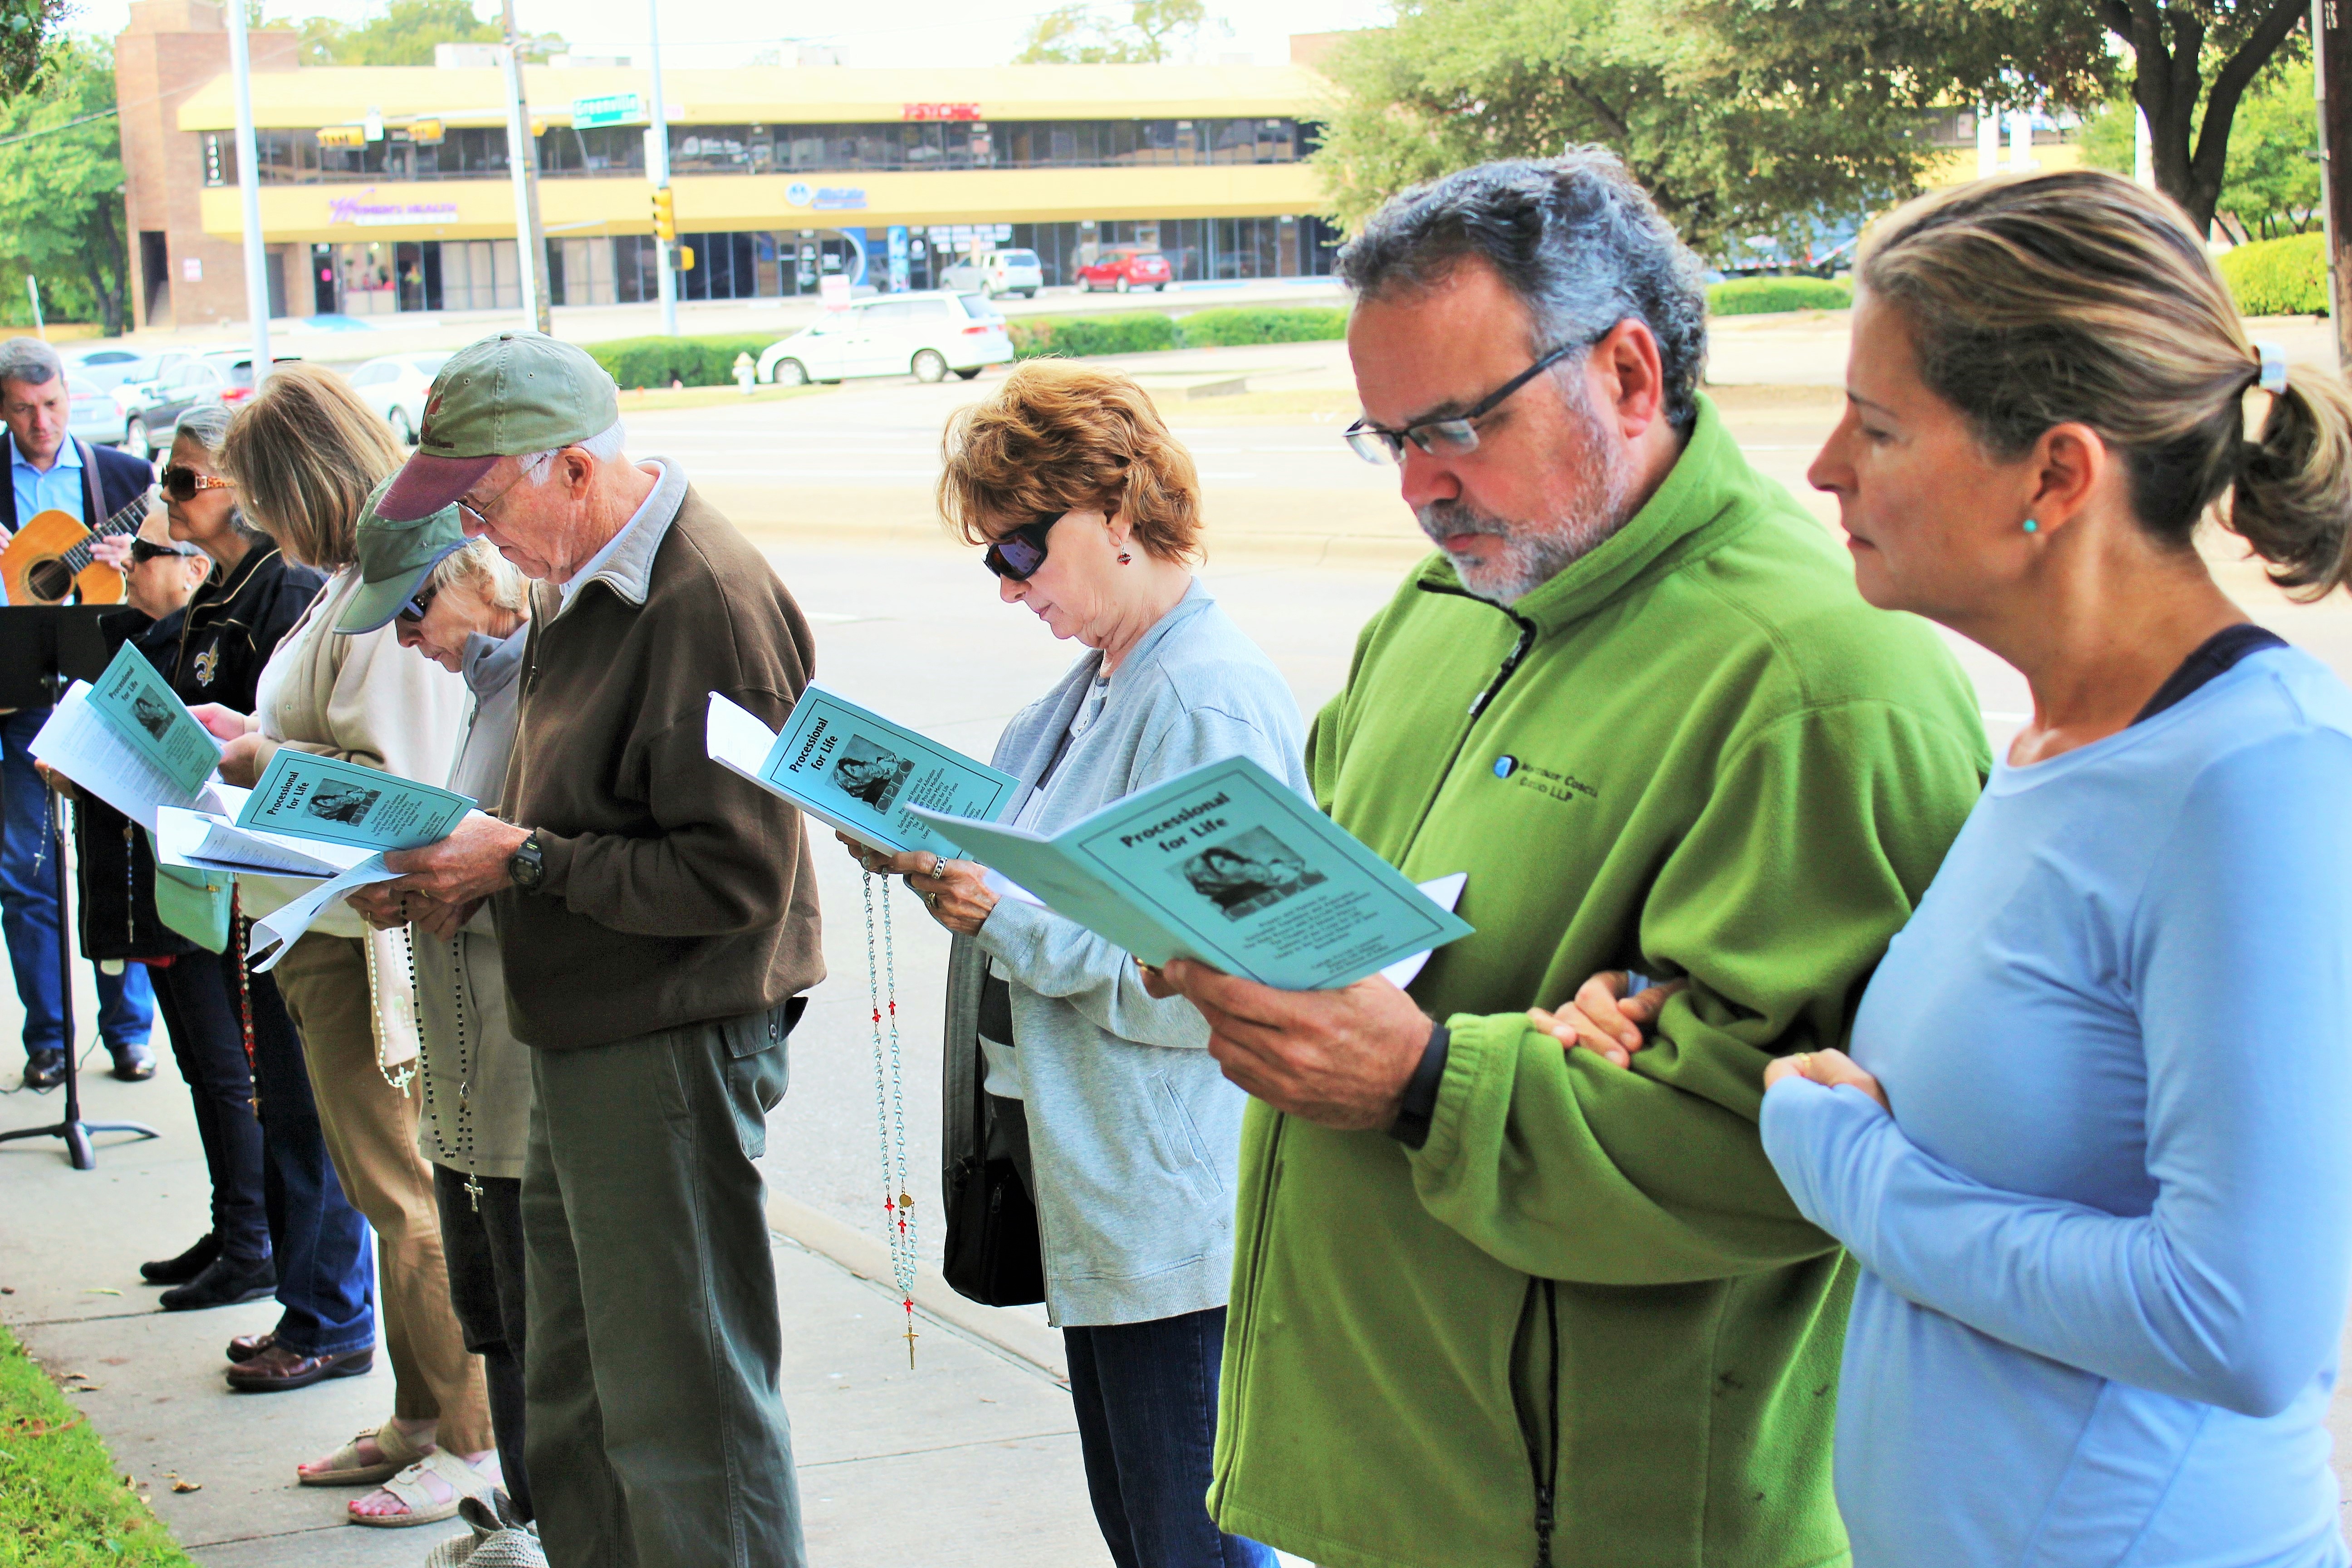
[250, 568, 469, 1070]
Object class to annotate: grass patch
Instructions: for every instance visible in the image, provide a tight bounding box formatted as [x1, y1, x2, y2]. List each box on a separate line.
[613, 382, 833, 413]
[0, 1323, 193, 1567]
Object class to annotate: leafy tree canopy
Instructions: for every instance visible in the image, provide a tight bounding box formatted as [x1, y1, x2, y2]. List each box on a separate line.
[0, 0, 68, 98]
[0, 37, 128, 332]
[2078, 59, 2318, 243]
[1014, 0, 1218, 64]
[277, 0, 566, 67]
[1311, 0, 2096, 259]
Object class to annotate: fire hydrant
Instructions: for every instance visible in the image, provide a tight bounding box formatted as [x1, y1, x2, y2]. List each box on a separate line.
[732, 352, 758, 396]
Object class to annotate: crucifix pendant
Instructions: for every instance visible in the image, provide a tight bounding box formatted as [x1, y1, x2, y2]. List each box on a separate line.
[464, 1173, 484, 1212]
[903, 1316, 919, 1369]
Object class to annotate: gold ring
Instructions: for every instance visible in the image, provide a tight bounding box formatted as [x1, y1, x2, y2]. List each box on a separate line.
[927, 891, 940, 910]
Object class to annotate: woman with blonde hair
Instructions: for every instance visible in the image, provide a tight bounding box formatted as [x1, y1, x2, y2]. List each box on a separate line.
[191, 364, 488, 1528]
[849, 359, 1291, 1568]
[1553, 169, 2352, 1564]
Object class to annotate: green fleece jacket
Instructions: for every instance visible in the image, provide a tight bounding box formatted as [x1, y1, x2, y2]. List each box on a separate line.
[1207, 397, 1990, 1568]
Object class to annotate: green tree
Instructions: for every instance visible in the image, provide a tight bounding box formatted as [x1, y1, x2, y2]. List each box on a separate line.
[1015, 0, 1215, 64]
[0, 0, 68, 98]
[2076, 59, 2318, 242]
[282, 0, 565, 67]
[1311, 0, 2048, 257]
[0, 39, 127, 333]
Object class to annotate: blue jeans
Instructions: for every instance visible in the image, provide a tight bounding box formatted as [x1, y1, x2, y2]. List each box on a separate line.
[239, 950, 374, 1357]
[1063, 1307, 1274, 1568]
[0, 708, 154, 1058]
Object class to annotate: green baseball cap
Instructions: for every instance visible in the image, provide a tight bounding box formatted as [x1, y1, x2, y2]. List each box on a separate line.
[376, 329, 620, 522]
[336, 474, 466, 635]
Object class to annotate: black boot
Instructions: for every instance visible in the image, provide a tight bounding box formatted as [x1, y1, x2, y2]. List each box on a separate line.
[160, 1253, 276, 1312]
[141, 1232, 221, 1286]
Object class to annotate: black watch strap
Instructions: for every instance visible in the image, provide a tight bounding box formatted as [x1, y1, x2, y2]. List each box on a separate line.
[1388, 1021, 1451, 1151]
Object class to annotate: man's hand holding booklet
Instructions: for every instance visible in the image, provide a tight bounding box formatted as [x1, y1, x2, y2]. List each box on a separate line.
[708, 687, 1472, 990]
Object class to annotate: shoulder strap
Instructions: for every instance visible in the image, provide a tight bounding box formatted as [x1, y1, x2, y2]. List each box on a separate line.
[76, 440, 104, 525]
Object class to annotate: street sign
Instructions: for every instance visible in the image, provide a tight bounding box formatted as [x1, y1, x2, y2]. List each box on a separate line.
[572, 93, 646, 129]
[318, 125, 368, 148]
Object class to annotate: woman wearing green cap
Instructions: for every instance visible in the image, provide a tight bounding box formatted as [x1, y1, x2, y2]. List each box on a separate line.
[343, 525, 545, 1562]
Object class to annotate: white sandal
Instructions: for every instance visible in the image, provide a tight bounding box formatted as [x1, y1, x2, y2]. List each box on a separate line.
[299, 1421, 433, 1487]
[348, 1450, 499, 1529]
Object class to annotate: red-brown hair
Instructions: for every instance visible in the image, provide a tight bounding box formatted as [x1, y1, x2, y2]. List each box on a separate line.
[937, 359, 1202, 562]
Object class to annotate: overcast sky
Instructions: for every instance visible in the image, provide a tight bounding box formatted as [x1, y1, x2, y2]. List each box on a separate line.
[62, 0, 1386, 70]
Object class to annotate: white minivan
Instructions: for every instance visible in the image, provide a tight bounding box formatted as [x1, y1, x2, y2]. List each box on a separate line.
[758, 291, 1014, 386]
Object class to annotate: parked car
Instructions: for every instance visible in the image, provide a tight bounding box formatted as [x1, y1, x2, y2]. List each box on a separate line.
[757, 291, 1013, 386]
[345, 352, 451, 444]
[68, 381, 132, 451]
[112, 348, 299, 461]
[941, 249, 1044, 299]
[1075, 247, 1171, 293]
[61, 346, 154, 396]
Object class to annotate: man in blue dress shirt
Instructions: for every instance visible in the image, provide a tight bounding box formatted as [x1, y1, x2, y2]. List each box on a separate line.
[0, 337, 158, 1088]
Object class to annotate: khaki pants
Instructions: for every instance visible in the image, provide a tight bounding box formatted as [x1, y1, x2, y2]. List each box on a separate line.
[274, 931, 492, 1452]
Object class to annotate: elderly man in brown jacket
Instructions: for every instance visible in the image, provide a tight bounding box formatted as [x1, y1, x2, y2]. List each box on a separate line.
[373, 330, 824, 1568]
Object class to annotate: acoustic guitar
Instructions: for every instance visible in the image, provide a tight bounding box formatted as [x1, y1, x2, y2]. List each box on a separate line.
[0, 487, 152, 607]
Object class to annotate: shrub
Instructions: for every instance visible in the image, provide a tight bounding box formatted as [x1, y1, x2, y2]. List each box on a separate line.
[1175, 305, 1350, 347]
[1707, 276, 1852, 316]
[585, 333, 775, 389]
[2218, 232, 2328, 318]
[1007, 311, 1179, 359]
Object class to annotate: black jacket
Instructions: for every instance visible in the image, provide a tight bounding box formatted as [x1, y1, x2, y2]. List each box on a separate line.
[170, 543, 325, 712]
[0, 436, 153, 536]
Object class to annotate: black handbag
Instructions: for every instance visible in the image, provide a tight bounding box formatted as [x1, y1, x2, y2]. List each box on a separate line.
[940, 952, 1046, 1307]
[73, 796, 197, 963]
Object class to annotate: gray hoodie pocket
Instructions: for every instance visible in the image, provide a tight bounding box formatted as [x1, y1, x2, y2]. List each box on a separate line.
[1150, 1073, 1224, 1209]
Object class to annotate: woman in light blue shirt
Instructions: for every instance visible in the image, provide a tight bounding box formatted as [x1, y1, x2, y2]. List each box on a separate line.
[1550, 170, 2352, 1566]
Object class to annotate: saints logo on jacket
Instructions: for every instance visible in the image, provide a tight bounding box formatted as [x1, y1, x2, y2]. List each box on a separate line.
[191, 643, 220, 687]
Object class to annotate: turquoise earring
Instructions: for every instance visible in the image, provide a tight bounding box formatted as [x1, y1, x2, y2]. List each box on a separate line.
[2022, 518, 2039, 534]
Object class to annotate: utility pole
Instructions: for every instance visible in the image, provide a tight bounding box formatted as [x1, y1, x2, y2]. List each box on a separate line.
[225, 0, 273, 381]
[646, 0, 677, 337]
[2320, 0, 2352, 370]
[500, 0, 552, 334]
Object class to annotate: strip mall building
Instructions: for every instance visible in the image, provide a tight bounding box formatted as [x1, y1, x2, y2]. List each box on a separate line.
[113, 0, 1344, 328]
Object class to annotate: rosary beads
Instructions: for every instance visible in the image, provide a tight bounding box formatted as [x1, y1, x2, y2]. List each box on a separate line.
[863, 869, 920, 1368]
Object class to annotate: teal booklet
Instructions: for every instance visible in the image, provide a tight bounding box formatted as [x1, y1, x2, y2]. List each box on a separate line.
[235, 749, 475, 851]
[707, 687, 1020, 858]
[85, 641, 221, 796]
[911, 755, 1474, 990]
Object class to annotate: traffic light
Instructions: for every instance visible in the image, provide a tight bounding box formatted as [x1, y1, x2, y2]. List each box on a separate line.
[651, 186, 676, 243]
[676, 245, 696, 272]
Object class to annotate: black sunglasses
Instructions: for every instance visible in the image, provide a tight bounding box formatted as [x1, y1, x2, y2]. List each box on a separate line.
[396, 577, 440, 624]
[129, 538, 198, 564]
[982, 514, 1064, 582]
[158, 464, 233, 502]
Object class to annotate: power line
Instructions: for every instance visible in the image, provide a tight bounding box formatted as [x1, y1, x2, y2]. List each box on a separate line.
[0, 105, 119, 148]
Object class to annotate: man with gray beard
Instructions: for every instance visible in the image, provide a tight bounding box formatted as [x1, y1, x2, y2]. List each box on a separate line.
[1144, 154, 1989, 1566]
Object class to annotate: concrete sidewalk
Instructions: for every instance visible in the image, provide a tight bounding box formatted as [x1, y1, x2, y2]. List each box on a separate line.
[0, 1034, 1108, 1566]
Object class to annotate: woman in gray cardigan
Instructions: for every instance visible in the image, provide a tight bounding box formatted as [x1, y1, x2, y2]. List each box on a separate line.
[849, 362, 1299, 1568]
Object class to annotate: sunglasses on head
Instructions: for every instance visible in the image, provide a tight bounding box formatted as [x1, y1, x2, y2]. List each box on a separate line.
[128, 538, 198, 564]
[157, 465, 232, 503]
[982, 513, 1064, 582]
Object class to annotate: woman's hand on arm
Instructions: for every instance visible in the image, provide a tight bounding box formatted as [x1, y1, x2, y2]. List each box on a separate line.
[1764, 1047, 1889, 1112]
[834, 831, 996, 937]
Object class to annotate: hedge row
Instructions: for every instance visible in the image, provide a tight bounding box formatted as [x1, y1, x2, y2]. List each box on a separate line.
[587, 333, 773, 390]
[1707, 276, 1852, 316]
[2219, 232, 2328, 318]
[1006, 311, 1178, 358]
[583, 304, 1351, 385]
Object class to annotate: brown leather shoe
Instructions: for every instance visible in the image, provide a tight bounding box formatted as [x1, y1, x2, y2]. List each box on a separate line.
[225, 1331, 275, 1364]
[225, 1342, 374, 1393]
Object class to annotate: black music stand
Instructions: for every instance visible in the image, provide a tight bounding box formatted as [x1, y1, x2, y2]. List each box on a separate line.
[0, 605, 160, 1169]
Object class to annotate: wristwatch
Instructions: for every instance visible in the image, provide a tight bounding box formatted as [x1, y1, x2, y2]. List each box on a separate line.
[507, 831, 546, 892]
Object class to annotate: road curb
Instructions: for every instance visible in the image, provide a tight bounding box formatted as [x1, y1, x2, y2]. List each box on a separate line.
[765, 1189, 1069, 1384]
